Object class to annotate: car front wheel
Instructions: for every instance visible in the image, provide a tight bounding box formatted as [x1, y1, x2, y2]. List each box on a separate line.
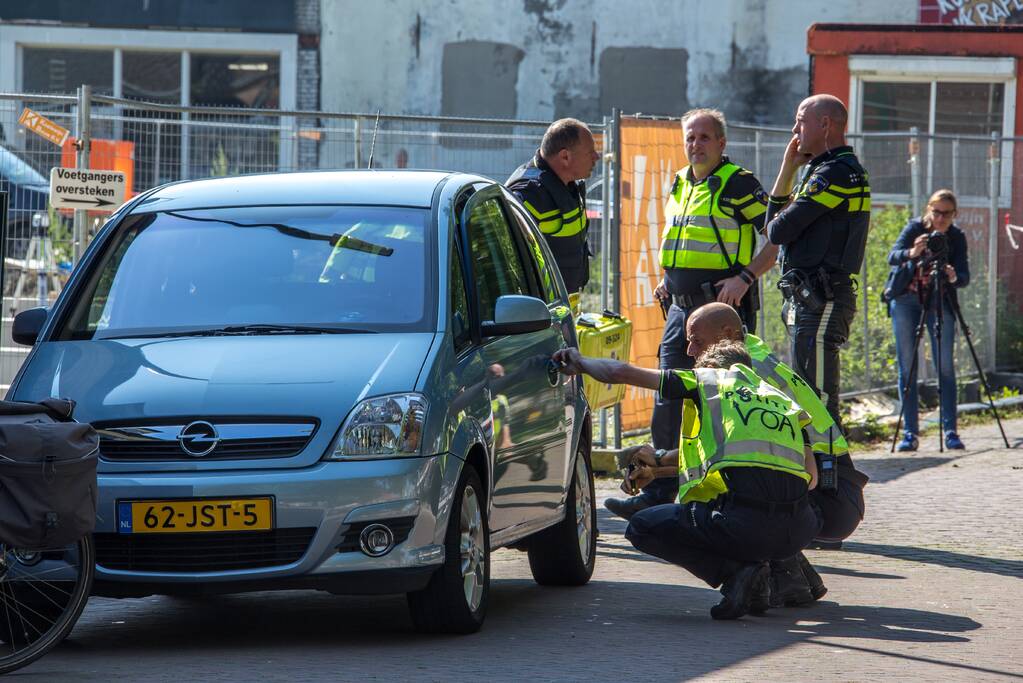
[406, 464, 489, 634]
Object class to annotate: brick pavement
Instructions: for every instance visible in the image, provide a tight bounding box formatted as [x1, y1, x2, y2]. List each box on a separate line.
[19, 418, 1023, 682]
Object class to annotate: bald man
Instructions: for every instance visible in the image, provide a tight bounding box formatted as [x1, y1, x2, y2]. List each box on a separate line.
[766, 95, 870, 429]
[682, 304, 868, 606]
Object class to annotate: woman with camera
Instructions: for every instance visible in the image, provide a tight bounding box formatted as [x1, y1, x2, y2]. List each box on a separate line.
[886, 189, 970, 452]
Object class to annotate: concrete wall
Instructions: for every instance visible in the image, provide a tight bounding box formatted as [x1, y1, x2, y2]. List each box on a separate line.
[320, 0, 917, 126]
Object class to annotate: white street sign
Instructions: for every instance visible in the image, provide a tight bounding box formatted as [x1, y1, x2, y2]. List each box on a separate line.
[49, 168, 126, 212]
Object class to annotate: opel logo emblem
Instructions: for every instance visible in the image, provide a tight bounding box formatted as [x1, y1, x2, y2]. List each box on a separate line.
[177, 421, 220, 457]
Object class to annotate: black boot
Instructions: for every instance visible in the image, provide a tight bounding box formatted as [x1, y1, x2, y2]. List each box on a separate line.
[798, 552, 828, 601]
[711, 562, 768, 620]
[748, 569, 771, 615]
[769, 555, 814, 607]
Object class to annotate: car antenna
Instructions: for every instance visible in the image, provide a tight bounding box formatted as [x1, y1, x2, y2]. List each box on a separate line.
[367, 110, 381, 169]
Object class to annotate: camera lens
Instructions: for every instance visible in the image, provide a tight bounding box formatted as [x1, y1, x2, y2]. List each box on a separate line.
[926, 232, 948, 255]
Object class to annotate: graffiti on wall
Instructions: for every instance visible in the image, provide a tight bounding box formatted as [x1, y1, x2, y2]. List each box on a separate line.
[920, 0, 1023, 25]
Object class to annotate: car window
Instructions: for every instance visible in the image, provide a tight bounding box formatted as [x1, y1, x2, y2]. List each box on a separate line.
[466, 198, 529, 322]
[450, 245, 472, 353]
[57, 205, 434, 339]
[507, 202, 561, 304]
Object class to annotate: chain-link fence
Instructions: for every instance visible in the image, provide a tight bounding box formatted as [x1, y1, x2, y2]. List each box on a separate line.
[0, 88, 612, 389]
[1, 88, 1020, 408]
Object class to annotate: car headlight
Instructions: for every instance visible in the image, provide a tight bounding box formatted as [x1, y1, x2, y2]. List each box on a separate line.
[327, 393, 428, 460]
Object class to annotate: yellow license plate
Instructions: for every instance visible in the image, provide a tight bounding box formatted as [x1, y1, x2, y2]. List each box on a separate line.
[117, 498, 274, 534]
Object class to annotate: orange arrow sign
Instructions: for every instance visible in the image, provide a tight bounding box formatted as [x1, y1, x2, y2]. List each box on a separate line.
[18, 107, 70, 147]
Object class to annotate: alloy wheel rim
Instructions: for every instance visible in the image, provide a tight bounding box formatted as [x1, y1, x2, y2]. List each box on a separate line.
[574, 455, 592, 562]
[459, 486, 485, 612]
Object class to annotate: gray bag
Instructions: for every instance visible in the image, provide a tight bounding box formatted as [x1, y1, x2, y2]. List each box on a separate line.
[0, 398, 99, 550]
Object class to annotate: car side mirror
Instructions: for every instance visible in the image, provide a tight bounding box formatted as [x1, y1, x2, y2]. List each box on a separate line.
[481, 295, 551, 337]
[12, 307, 48, 346]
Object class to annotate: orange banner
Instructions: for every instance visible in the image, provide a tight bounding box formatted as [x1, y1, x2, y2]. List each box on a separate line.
[617, 118, 685, 432]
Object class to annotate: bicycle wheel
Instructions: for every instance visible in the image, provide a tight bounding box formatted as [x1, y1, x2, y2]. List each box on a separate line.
[0, 534, 94, 675]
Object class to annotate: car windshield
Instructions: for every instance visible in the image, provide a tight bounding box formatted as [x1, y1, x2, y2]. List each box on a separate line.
[0, 146, 47, 186]
[58, 205, 433, 340]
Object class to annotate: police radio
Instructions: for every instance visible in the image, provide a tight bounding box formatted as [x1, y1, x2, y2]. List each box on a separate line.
[816, 452, 838, 491]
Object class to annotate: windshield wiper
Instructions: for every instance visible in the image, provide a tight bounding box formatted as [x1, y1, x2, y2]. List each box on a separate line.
[100, 324, 372, 340]
[215, 324, 372, 335]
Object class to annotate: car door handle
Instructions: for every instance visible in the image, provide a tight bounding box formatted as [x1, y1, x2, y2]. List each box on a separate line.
[545, 359, 560, 387]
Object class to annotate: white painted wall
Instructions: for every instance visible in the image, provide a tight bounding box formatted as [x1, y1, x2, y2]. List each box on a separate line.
[321, 0, 918, 123]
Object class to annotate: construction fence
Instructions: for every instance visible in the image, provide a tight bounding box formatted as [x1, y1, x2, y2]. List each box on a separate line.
[0, 88, 1020, 438]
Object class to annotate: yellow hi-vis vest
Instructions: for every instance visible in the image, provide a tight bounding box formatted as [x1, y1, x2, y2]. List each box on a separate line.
[674, 364, 811, 503]
[745, 333, 849, 458]
[660, 162, 755, 271]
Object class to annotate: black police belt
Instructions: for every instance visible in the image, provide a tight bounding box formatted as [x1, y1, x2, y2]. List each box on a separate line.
[777, 267, 852, 312]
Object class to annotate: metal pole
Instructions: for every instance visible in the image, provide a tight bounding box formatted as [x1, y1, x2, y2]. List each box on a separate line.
[861, 256, 870, 391]
[754, 130, 766, 343]
[987, 132, 1000, 369]
[951, 137, 960, 197]
[353, 118, 362, 169]
[73, 84, 92, 265]
[599, 115, 611, 449]
[909, 126, 922, 217]
[611, 108, 623, 449]
[153, 119, 162, 187]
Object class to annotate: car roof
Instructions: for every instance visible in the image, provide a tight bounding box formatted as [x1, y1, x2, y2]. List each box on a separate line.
[128, 170, 472, 213]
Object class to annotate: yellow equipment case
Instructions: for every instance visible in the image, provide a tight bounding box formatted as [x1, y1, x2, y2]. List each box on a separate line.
[575, 310, 633, 410]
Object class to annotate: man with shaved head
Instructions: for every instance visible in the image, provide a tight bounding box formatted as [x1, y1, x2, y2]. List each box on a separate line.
[765, 94, 870, 431]
[589, 300, 868, 608]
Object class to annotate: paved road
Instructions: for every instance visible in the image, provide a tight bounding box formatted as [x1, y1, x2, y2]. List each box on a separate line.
[17, 419, 1023, 681]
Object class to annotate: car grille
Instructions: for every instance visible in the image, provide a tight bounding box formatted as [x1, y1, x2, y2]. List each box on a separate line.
[97, 421, 317, 461]
[336, 517, 416, 553]
[95, 528, 317, 572]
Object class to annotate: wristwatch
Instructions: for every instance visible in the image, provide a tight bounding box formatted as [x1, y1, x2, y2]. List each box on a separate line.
[653, 448, 667, 467]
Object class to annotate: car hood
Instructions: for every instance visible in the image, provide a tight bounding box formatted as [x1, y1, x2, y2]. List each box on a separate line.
[12, 333, 436, 470]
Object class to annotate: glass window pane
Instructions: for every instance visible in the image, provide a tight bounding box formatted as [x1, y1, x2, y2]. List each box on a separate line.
[450, 250, 472, 351]
[59, 206, 432, 340]
[123, 51, 181, 103]
[934, 82, 1004, 136]
[861, 82, 930, 132]
[467, 199, 529, 322]
[190, 54, 279, 107]
[23, 47, 114, 95]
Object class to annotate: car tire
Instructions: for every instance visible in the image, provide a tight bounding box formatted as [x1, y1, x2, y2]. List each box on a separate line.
[406, 464, 489, 634]
[526, 442, 596, 586]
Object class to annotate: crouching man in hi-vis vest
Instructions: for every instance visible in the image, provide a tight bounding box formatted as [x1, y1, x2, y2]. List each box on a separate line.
[553, 341, 821, 620]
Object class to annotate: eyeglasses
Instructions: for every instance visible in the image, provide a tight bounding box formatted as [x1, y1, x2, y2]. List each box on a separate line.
[929, 208, 955, 218]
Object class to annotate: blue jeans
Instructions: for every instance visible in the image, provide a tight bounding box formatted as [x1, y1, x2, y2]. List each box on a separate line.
[891, 293, 958, 434]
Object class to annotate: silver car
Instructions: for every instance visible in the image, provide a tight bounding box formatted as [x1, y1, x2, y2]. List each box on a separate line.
[9, 171, 596, 634]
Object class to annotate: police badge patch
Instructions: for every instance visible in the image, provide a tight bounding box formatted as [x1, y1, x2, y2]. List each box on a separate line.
[803, 174, 829, 196]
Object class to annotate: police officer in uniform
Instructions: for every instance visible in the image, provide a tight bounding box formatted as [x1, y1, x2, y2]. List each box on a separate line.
[553, 340, 820, 620]
[767, 95, 870, 426]
[507, 118, 599, 297]
[683, 303, 869, 606]
[606, 108, 774, 518]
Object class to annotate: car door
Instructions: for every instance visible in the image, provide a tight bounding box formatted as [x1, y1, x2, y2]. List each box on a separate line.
[461, 186, 567, 531]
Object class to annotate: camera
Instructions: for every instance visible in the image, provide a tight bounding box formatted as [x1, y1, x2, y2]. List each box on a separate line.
[926, 231, 948, 258]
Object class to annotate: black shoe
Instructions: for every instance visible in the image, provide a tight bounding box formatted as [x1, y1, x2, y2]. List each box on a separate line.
[769, 556, 814, 608]
[798, 552, 828, 601]
[711, 562, 768, 620]
[748, 569, 771, 615]
[604, 495, 653, 521]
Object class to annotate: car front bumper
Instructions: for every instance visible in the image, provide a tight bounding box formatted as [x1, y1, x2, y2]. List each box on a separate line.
[91, 453, 463, 596]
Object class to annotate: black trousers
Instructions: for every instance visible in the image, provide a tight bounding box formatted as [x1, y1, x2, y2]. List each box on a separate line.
[790, 283, 856, 428]
[626, 497, 822, 587]
[645, 301, 758, 505]
[810, 472, 865, 542]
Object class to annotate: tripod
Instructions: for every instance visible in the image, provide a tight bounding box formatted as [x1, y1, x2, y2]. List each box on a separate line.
[890, 258, 1010, 452]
